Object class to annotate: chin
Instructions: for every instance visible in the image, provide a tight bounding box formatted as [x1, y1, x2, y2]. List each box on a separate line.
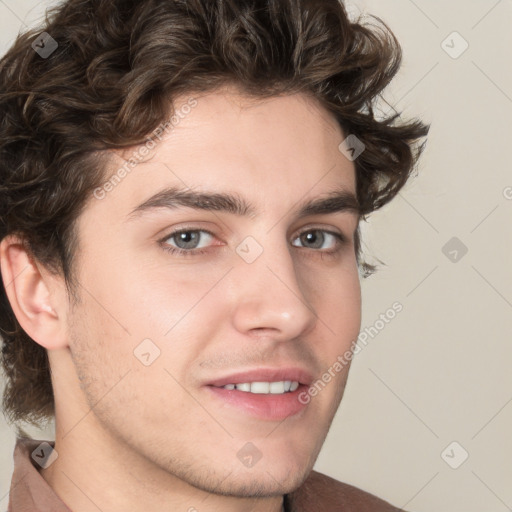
[204, 464, 311, 498]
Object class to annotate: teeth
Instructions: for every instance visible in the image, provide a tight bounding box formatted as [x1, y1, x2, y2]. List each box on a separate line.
[269, 381, 284, 394]
[220, 381, 300, 394]
[251, 382, 270, 394]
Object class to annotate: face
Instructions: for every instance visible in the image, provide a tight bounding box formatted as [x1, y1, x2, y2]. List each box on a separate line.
[60, 87, 362, 497]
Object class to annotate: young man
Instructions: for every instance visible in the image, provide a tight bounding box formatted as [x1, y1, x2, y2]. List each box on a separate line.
[0, 0, 428, 510]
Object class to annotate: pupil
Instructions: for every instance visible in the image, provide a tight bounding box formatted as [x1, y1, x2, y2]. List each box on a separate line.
[177, 232, 198, 248]
[303, 231, 323, 248]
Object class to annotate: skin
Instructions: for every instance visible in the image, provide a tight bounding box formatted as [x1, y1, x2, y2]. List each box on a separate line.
[1, 86, 362, 512]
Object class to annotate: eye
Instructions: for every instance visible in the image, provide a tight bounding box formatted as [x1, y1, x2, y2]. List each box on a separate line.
[291, 229, 345, 253]
[161, 229, 215, 256]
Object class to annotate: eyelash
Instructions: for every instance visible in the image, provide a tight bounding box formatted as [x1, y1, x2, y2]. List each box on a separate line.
[158, 227, 348, 259]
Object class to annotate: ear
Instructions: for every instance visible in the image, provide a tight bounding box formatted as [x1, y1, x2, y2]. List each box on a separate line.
[0, 234, 69, 350]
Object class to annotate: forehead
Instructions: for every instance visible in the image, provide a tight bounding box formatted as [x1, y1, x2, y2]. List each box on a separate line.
[84, 88, 357, 223]
[161, 88, 347, 162]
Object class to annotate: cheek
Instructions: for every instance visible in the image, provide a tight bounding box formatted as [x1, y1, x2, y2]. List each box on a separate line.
[340, 268, 362, 328]
[128, 265, 232, 345]
[73, 263, 231, 410]
[80, 247, 225, 343]
[67, 294, 198, 428]
[307, 261, 361, 332]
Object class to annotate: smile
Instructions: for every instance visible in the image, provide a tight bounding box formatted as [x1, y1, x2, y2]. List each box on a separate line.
[216, 381, 300, 394]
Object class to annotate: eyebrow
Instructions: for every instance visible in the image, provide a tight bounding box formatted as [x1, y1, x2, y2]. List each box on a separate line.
[126, 186, 361, 221]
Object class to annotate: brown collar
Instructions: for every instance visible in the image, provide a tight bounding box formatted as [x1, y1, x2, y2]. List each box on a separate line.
[285, 469, 406, 511]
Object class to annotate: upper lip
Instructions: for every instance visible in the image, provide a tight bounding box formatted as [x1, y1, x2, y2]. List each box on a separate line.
[205, 367, 314, 387]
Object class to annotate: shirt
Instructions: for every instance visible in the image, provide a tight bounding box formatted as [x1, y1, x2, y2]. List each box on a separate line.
[8, 437, 406, 511]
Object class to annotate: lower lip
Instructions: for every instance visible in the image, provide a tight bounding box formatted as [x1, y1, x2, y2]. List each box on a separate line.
[205, 385, 309, 421]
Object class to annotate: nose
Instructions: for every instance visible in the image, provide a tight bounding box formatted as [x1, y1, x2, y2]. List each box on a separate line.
[230, 237, 318, 341]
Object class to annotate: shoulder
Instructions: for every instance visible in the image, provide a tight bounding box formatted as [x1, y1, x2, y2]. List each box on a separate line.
[286, 469, 407, 512]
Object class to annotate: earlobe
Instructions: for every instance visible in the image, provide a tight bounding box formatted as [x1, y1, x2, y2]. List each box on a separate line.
[0, 235, 69, 350]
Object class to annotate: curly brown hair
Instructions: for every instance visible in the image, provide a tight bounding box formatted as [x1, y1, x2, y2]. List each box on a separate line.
[0, 0, 429, 428]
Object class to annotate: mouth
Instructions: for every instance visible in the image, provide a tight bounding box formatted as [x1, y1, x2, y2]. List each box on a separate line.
[204, 367, 313, 421]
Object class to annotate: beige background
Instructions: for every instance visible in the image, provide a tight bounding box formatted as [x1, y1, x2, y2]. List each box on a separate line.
[1, 1, 511, 510]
